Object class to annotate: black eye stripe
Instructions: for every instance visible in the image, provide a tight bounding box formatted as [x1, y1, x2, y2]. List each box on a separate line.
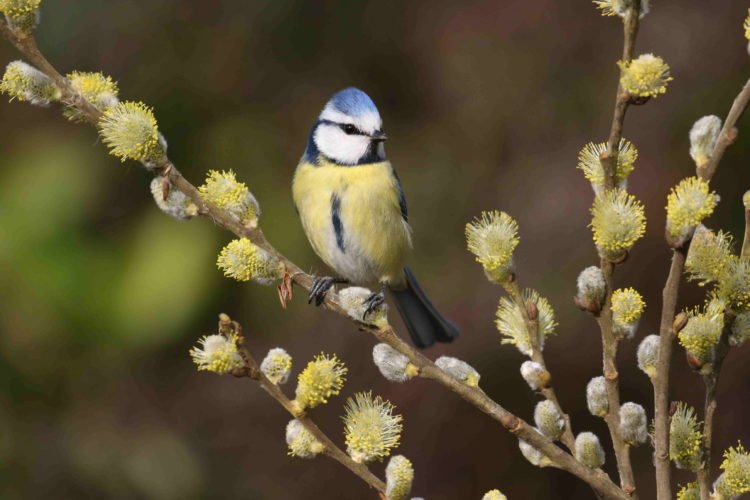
[341, 123, 360, 135]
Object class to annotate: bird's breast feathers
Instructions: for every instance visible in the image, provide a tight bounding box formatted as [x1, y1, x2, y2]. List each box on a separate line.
[292, 158, 412, 286]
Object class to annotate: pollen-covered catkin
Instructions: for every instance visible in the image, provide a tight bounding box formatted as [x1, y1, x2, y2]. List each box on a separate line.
[285, 419, 324, 458]
[372, 343, 418, 383]
[713, 443, 750, 498]
[590, 189, 646, 261]
[534, 400, 564, 441]
[1, 60, 60, 106]
[619, 402, 648, 446]
[199, 170, 261, 227]
[611, 287, 645, 339]
[465, 211, 519, 284]
[669, 402, 702, 471]
[575, 432, 605, 468]
[343, 392, 403, 464]
[0, 0, 41, 33]
[496, 289, 557, 356]
[293, 353, 347, 410]
[260, 348, 293, 385]
[586, 376, 609, 417]
[482, 490, 508, 500]
[216, 238, 284, 284]
[99, 101, 167, 166]
[385, 455, 414, 500]
[189, 334, 244, 375]
[666, 176, 719, 246]
[577, 139, 637, 196]
[619, 54, 672, 99]
[435, 356, 480, 387]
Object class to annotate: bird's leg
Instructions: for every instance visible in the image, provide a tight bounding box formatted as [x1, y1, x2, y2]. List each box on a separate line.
[308, 276, 348, 306]
[363, 286, 386, 320]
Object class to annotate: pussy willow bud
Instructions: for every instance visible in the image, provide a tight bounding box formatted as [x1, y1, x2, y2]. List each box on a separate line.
[65, 71, 119, 121]
[611, 287, 645, 340]
[593, 0, 650, 18]
[575, 432, 606, 469]
[713, 443, 750, 499]
[577, 139, 637, 196]
[676, 482, 700, 500]
[619, 54, 672, 99]
[293, 353, 347, 411]
[0, 0, 41, 33]
[575, 266, 607, 313]
[465, 211, 519, 284]
[685, 225, 733, 285]
[0, 60, 59, 106]
[198, 170, 261, 227]
[189, 334, 244, 375]
[669, 402, 702, 471]
[339, 286, 388, 327]
[636, 334, 660, 378]
[717, 257, 750, 312]
[435, 356, 480, 387]
[666, 177, 719, 247]
[730, 311, 750, 347]
[678, 303, 724, 369]
[689, 115, 722, 167]
[482, 490, 507, 500]
[98, 101, 167, 165]
[518, 429, 553, 468]
[149, 177, 198, 220]
[260, 347, 292, 385]
[372, 343, 418, 383]
[534, 400, 564, 441]
[385, 455, 414, 500]
[586, 376, 609, 417]
[343, 391, 403, 464]
[285, 419, 324, 459]
[591, 189, 646, 261]
[520, 361, 551, 390]
[496, 289, 557, 356]
[216, 238, 284, 284]
[619, 402, 648, 446]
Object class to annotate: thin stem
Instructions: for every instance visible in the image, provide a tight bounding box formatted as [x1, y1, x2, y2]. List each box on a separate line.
[742, 194, 750, 257]
[219, 314, 386, 495]
[504, 280, 576, 453]
[591, 4, 642, 496]
[0, 19, 630, 500]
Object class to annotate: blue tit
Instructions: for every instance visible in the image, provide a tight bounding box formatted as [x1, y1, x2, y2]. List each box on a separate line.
[292, 87, 459, 348]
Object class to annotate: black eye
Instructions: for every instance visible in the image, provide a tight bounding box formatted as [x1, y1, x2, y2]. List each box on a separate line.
[342, 124, 357, 135]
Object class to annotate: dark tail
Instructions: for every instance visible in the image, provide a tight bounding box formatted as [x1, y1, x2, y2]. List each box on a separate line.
[388, 267, 459, 348]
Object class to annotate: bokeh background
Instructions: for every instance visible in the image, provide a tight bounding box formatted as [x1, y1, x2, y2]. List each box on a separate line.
[1, 1, 749, 498]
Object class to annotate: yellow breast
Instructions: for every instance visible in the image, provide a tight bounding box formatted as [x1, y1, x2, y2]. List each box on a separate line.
[292, 157, 412, 287]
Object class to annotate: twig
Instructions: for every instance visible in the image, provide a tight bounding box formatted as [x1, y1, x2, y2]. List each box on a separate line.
[0, 18, 630, 500]
[592, 4, 642, 495]
[216, 314, 387, 495]
[504, 280, 576, 452]
[653, 75, 750, 500]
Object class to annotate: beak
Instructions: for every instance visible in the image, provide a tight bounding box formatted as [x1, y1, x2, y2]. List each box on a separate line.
[370, 130, 388, 142]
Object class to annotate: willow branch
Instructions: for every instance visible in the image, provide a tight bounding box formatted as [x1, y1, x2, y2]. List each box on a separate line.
[217, 314, 386, 495]
[504, 280, 576, 452]
[591, 4, 642, 496]
[653, 75, 750, 500]
[0, 19, 630, 500]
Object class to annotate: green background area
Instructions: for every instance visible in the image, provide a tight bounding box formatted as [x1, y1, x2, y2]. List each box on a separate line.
[0, 1, 749, 498]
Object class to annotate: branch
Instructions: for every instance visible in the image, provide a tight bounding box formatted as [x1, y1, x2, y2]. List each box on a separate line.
[653, 75, 750, 500]
[218, 314, 386, 495]
[0, 18, 630, 500]
[504, 280, 576, 452]
[592, 4, 643, 495]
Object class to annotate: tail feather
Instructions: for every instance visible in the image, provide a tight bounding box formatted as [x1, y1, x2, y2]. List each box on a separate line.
[388, 267, 459, 348]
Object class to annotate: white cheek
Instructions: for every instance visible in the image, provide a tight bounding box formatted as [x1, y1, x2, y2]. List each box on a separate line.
[315, 126, 370, 165]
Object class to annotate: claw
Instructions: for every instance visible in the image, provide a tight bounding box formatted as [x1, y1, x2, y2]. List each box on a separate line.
[308, 276, 348, 306]
[363, 292, 385, 319]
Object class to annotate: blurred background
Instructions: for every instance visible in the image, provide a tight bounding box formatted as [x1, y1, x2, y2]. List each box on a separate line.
[1, 1, 749, 498]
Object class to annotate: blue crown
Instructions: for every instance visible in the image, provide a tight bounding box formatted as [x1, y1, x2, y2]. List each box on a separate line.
[326, 87, 379, 117]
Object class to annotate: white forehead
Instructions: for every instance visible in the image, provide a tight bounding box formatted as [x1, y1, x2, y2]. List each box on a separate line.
[320, 103, 382, 135]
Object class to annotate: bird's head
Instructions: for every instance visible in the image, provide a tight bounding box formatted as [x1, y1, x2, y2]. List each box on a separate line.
[309, 87, 387, 166]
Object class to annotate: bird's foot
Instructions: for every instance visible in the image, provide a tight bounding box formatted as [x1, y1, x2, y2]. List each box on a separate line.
[308, 276, 347, 306]
[363, 292, 385, 319]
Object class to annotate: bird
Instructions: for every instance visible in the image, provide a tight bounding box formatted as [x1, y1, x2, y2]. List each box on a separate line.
[292, 87, 459, 348]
